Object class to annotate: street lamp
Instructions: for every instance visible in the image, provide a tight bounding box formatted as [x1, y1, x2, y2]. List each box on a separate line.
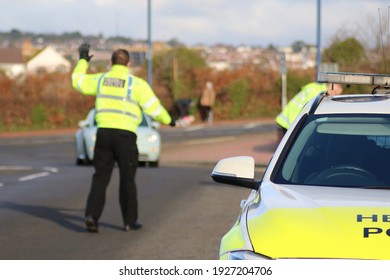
[147, 0, 153, 87]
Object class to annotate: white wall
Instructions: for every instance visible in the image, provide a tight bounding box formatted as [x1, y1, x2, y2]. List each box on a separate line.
[27, 46, 71, 74]
[0, 63, 26, 78]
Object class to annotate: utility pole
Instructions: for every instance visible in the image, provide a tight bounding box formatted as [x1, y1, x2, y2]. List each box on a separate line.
[316, 0, 321, 79]
[280, 52, 287, 109]
[115, 11, 119, 37]
[147, 0, 153, 87]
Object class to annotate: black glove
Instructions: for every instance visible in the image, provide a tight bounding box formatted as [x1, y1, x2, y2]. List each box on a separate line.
[169, 118, 176, 127]
[78, 43, 93, 61]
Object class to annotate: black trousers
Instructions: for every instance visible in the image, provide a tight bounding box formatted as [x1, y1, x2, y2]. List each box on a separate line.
[85, 128, 139, 225]
[199, 105, 211, 122]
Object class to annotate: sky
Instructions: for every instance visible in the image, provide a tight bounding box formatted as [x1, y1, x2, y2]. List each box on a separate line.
[2, 0, 390, 47]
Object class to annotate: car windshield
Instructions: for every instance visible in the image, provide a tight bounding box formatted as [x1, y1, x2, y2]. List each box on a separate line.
[273, 114, 390, 188]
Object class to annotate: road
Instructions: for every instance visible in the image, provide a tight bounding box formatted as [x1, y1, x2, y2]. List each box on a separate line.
[0, 121, 276, 259]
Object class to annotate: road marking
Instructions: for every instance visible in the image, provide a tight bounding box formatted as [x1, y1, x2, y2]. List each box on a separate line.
[185, 125, 204, 132]
[244, 123, 258, 129]
[43, 167, 58, 173]
[19, 172, 51, 182]
[0, 165, 32, 171]
[0, 165, 59, 186]
[184, 136, 236, 145]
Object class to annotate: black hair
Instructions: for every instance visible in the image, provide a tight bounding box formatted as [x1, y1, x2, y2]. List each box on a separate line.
[111, 49, 130, 66]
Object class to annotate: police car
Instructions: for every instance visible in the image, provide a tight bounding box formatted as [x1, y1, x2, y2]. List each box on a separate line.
[212, 72, 390, 260]
[75, 109, 161, 167]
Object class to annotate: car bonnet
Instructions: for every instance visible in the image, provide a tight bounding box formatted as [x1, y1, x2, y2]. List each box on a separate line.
[246, 180, 390, 259]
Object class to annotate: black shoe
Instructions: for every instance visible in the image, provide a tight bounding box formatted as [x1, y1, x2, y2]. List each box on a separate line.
[124, 222, 143, 231]
[85, 215, 99, 233]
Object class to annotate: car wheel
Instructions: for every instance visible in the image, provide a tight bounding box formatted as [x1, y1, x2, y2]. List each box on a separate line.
[83, 141, 93, 165]
[75, 141, 89, 165]
[84, 156, 93, 165]
[148, 161, 159, 168]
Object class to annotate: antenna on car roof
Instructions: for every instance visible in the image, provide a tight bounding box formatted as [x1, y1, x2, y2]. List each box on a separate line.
[378, 8, 388, 73]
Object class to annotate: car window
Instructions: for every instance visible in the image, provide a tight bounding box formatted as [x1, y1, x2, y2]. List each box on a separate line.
[273, 114, 390, 188]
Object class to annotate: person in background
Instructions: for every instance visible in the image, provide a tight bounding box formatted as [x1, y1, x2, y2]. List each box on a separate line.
[275, 82, 343, 140]
[172, 98, 195, 127]
[199, 81, 216, 123]
[72, 44, 175, 233]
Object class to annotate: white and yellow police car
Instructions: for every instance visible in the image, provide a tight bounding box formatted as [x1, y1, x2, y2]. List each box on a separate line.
[212, 72, 390, 260]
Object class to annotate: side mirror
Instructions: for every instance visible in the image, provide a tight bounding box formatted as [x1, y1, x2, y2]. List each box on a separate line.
[211, 156, 259, 189]
[151, 121, 160, 129]
[78, 119, 89, 128]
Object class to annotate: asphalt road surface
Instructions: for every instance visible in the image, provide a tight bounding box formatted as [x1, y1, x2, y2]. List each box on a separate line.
[0, 126, 263, 260]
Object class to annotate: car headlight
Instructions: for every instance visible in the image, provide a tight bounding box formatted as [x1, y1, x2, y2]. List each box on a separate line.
[226, 251, 271, 260]
[147, 134, 159, 143]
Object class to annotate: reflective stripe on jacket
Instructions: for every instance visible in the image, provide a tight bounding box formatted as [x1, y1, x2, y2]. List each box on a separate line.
[72, 59, 172, 133]
[275, 82, 327, 130]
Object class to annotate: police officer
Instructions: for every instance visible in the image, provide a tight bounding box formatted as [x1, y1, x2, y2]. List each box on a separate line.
[72, 44, 175, 233]
[275, 82, 342, 140]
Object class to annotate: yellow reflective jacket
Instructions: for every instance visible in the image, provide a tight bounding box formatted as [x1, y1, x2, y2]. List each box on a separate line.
[71, 59, 172, 133]
[275, 82, 327, 130]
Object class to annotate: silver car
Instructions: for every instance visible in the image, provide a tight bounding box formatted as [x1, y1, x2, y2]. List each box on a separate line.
[75, 109, 161, 167]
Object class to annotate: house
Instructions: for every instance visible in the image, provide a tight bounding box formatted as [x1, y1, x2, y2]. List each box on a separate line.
[26, 46, 71, 74]
[0, 46, 71, 78]
[0, 48, 26, 78]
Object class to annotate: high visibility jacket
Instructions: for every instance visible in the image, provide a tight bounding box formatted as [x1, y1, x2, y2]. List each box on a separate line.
[275, 82, 327, 130]
[72, 59, 172, 133]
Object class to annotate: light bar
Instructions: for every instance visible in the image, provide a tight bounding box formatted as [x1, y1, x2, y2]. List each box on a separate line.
[317, 72, 390, 86]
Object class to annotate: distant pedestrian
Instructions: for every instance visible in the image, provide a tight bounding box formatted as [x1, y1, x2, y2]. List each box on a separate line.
[199, 81, 216, 123]
[172, 98, 193, 120]
[172, 98, 195, 127]
[72, 44, 176, 233]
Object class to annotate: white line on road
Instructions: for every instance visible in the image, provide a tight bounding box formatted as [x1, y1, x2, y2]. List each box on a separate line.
[244, 123, 258, 129]
[184, 125, 204, 132]
[0, 165, 59, 186]
[0, 165, 32, 171]
[184, 136, 237, 145]
[43, 167, 58, 173]
[19, 172, 51, 182]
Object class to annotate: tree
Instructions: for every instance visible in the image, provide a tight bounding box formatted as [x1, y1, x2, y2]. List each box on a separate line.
[152, 47, 207, 102]
[291, 40, 306, 53]
[9, 29, 23, 40]
[166, 38, 185, 48]
[323, 37, 366, 71]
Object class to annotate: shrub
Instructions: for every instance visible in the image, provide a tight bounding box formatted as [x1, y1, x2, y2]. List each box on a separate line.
[224, 78, 251, 119]
[30, 104, 48, 128]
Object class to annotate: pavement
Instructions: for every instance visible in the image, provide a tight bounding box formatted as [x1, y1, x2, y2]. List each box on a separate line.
[160, 129, 278, 168]
[159, 117, 278, 168]
[0, 118, 279, 168]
